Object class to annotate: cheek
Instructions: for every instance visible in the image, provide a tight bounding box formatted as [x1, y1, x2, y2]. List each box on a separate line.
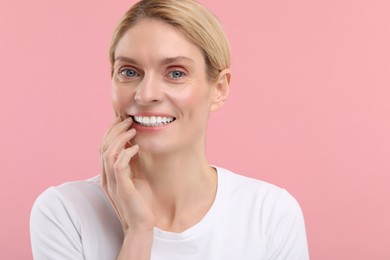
[174, 88, 202, 108]
[173, 84, 212, 114]
[111, 85, 132, 111]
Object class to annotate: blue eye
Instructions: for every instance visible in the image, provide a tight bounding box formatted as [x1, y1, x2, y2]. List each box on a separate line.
[168, 70, 185, 79]
[120, 68, 138, 77]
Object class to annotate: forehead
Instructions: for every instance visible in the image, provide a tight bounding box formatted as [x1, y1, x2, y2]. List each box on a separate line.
[114, 19, 205, 66]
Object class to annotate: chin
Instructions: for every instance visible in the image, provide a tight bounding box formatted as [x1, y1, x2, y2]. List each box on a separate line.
[134, 137, 173, 155]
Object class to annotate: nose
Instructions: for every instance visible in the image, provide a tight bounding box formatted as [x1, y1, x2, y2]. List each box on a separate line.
[134, 74, 162, 105]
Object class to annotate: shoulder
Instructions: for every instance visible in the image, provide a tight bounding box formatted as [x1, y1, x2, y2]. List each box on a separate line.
[30, 176, 123, 259]
[31, 175, 109, 228]
[215, 167, 309, 259]
[215, 166, 305, 226]
[218, 168, 309, 260]
[32, 176, 102, 209]
[216, 166, 291, 202]
[30, 177, 102, 259]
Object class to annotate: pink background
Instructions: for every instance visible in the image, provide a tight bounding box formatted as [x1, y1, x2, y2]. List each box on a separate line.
[1, 0, 389, 259]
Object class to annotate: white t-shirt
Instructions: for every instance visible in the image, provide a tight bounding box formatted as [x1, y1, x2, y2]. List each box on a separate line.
[30, 167, 309, 259]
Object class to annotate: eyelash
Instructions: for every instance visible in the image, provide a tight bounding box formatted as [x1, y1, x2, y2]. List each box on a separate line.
[117, 67, 140, 79]
[114, 66, 188, 82]
[166, 69, 187, 80]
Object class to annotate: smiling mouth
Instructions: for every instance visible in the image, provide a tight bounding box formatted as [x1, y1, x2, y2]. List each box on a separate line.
[131, 115, 176, 127]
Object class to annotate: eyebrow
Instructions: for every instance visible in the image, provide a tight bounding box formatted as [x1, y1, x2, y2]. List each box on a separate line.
[114, 56, 195, 66]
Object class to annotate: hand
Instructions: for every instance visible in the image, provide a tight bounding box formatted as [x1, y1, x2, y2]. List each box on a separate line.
[99, 116, 155, 235]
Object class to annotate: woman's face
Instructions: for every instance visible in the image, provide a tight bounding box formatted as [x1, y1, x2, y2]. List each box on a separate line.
[111, 19, 225, 154]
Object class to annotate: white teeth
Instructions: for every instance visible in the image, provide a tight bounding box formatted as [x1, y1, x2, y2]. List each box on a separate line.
[133, 116, 175, 126]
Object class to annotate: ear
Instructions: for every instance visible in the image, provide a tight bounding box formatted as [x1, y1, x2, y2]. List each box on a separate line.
[210, 69, 231, 112]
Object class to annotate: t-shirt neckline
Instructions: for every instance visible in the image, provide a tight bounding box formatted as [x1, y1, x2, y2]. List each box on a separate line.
[153, 166, 226, 241]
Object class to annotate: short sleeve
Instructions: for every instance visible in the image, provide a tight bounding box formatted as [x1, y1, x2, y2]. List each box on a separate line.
[30, 187, 84, 260]
[265, 189, 310, 260]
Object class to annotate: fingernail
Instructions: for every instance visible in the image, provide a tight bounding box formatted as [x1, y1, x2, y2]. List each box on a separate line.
[127, 128, 136, 134]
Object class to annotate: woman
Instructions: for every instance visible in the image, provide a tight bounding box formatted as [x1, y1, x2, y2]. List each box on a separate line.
[30, 0, 309, 259]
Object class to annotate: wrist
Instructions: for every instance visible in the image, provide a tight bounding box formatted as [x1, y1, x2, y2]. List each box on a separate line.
[124, 228, 154, 241]
[117, 229, 154, 260]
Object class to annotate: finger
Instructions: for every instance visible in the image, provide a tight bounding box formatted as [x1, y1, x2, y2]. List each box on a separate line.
[100, 154, 107, 189]
[100, 117, 133, 153]
[109, 144, 139, 231]
[105, 128, 137, 194]
[104, 127, 136, 172]
[100, 117, 133, 188]
[100, 116, 122, 152]
[114, 144, 139, 189]
[112, 145, 139, 224]
[100, 116, 122, 189]
[106, 128, 137, 160]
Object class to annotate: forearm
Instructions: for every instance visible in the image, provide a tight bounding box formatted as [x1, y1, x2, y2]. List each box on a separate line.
[117, 230, 154, 260]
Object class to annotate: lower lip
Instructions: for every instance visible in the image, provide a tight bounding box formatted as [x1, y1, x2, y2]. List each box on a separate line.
[132, 121, 175, 132]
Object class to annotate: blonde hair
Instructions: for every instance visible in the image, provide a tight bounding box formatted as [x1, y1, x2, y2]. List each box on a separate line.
[109, 0, 231, 82]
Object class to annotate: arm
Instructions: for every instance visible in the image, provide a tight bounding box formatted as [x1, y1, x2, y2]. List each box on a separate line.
[265, 189, 310, 260]
[30, 187, 84, 260]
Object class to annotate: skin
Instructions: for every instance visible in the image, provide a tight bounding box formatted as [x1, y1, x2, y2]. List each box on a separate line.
[99, 19, 230, 259]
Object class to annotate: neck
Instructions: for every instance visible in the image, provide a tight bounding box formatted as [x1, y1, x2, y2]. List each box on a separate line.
[132, 147, 214, 196]
[130, 146, 217, 231]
